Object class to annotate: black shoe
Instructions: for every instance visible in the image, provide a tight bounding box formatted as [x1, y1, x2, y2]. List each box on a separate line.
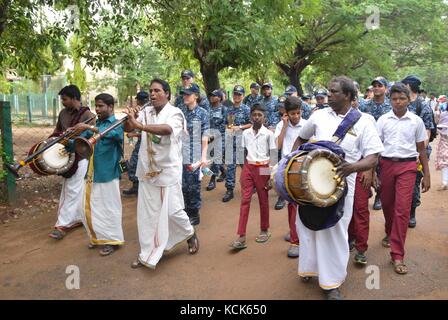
[206, 176, 216, 191]
[274, 197, 286, 210]
[325, 288, 343, 300]
[123, 182, 138, 196]
[354, 251, 367, 265]
[373, 195, 382, 210]
[216, 171, 226, 182]
[408, 207, 416, 228]
[349, 239, 355, 252]
[222, 190, 234, 202]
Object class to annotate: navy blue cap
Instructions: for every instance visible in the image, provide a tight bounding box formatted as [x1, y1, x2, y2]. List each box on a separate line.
[210, 89, 223, 98]
[233, 85, 245, 95]
[250, 82, 260, 89]
[371, 76, 388, 87]
[401, 75, 421, 86]
[180, 83, 200, 95]
[301, 94, 312, 100]
[261, 82, 273, 89]
[136, 91, 149, 101]
[181, 70, 194, 79]
[314, 90, 328, 98]
[285, 85, 298, 95]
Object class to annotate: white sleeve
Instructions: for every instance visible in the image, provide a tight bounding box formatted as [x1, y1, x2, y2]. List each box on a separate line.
[269, 131, 277, 149]
[361, 119, 384, 157]
[241, 130, 247, 148]
[415, 117, 428, 143]
[298, 114, 315, 140]
[274, 122, 283, 139]
[166, 112, 185, 139]
[376, 116, 384, 142]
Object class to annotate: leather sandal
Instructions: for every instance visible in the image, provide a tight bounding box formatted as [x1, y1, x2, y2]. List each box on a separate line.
[391, 260, 408, 275]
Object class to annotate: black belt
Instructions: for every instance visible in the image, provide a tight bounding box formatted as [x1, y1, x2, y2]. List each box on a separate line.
[381, 156, 417, 162]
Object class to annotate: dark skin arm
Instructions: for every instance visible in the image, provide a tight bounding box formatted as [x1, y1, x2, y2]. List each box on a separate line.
[417, 141, 431, 192]
[123, 106, 173, 136]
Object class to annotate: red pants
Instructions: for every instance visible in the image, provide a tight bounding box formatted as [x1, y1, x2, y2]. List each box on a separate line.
[237, 164, 270, 236]
[288, 203, 299, 245]
[379, 158, 417, 260]
[348, 172, 370, 252]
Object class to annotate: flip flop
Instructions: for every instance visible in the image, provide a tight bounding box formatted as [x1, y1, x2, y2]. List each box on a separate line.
[48, 228, 66, 240]
[255, 232, 271, 243]
[230, 240, 247, 250]
[382, 236, 391, 248]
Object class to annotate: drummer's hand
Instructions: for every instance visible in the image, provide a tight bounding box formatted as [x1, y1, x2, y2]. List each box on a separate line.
[335, 161, 355, 180]
[360, 169, 373, 190]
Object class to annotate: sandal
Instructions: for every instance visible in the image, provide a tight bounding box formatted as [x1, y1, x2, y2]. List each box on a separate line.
[255, 232, 271, 243]
[391, 260, 408, 275]
[99, 245, 116, 256]
[131, 260, 143, 269]
[48, 228, 66, 240]
[230, 240, 247, 250]
[88, 243, 96, 249]
[382, 236, 390, 248]
[187, 233, 199, 254]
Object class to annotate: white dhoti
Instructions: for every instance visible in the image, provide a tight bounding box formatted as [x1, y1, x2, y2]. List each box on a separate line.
[81, 178, 124, 245]
[296, 194, 354, 290]
[137, 180, 194, 269]
[55, 159, 88, 229]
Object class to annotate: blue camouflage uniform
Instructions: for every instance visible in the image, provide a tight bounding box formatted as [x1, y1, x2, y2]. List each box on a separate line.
[408, 97, 434, 209]
[301, 102, 313, 120]
[224, 103, 251, 191]
[180, 104, 209, 225]
[359, 97, 392, 121]
[262, 96, 279, 128]
[208, 103, 227, 177]
[127, 135, 141, 183]
[175, 92, 210, 112]
[243, 94, 263, 108]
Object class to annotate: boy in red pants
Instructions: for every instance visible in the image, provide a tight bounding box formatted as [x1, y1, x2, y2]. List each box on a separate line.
[274, 96, 307, 258]
[230, 103, 277, 250]
[376, 83, 430, 274]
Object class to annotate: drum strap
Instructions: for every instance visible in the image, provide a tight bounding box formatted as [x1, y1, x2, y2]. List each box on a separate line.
[331, 108, 362, 145]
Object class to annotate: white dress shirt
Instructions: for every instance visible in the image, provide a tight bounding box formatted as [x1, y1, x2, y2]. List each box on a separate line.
[136, 103, 186, 186]
[275, 118, 308, 158]
[242, 125, 276, 163]
[376, 110, 427, 158]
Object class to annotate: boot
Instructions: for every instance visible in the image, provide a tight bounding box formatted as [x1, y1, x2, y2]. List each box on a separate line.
[373, 194, 382, 210]
[123, 181, 138, 196]
[216, 170, 226, 182]
[206, 175, 216, 191]
[274, 197, 286, 210]
[408, 207, 416, 228]
[188, 209, 200, 226]
[222, 189, 234, 202]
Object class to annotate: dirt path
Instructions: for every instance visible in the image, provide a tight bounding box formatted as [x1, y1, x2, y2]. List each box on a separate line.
[0, 161, 447, 300]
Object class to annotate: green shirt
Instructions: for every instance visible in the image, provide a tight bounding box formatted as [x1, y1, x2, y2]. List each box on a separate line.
[82, 115, 124, 183]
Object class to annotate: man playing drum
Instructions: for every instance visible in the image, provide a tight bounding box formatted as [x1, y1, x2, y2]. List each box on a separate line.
[292, 76, 383, 300]
[48, 85, 95, 240]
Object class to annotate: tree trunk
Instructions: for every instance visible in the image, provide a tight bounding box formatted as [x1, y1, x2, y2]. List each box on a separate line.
[287, 67, 304, 96]
[199, 63, 221, 94]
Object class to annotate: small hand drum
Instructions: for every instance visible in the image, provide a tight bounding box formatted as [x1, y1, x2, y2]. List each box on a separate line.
[273, 148, 346, 207]
[28, 137, 75, 176]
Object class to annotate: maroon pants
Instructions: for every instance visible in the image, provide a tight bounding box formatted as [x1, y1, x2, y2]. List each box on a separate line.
[288, 203, 299, 245]
[379, 158, 417, 261]
[348, 172, 371, 252]
[237, 164, 270, 236]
